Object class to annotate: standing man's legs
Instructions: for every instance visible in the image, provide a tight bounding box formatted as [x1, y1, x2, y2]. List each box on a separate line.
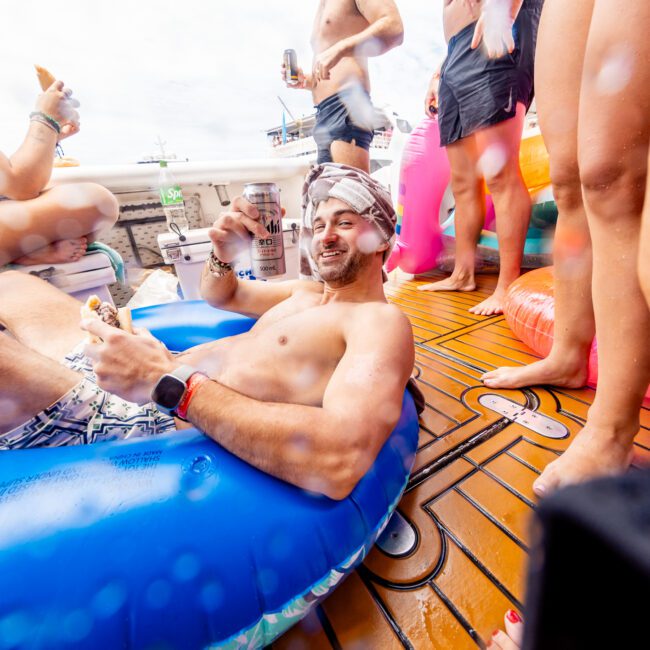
[472, 102, 531, 315]
[420, 106, 530, 316]
[533, 0, 650, 496]
[418, 134, 484, 293]
[483, 0, 596, 387]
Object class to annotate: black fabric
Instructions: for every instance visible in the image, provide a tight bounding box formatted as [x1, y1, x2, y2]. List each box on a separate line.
[407, 378, 425, 416]
[522, 469, 650, 649]
[313, 88, 375, 163]
[438, 0, 543, 146]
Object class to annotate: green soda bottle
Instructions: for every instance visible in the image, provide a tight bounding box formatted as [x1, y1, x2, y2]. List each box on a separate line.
[158, 161, 189, 233]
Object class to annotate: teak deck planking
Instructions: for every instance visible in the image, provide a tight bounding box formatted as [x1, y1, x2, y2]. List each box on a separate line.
[273, 270, 650, 650]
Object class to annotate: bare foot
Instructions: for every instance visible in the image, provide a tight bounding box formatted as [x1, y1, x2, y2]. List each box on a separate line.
[469, 288, 506, 316]
[418, 272, 476, 292]
[481, 355, 589, 390]
[488, 610, 524, 649]
[533, 423, 636, 498]
[13, 238, 87, 266]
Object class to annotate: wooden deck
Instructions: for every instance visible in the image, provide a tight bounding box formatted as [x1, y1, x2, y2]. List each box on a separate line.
[273, 271, 650, 650]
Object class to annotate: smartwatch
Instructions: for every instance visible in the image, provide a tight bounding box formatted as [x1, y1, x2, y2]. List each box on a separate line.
[151, 365, 198, 415]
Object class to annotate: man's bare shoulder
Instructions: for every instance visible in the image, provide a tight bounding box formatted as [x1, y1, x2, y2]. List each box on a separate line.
[345, 301, 412, 339]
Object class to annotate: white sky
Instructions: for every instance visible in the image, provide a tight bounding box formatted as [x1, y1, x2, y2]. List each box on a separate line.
[1, 1, 445, 164]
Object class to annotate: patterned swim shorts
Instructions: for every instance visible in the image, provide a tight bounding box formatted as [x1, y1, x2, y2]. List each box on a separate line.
[1, 344, 176, 449]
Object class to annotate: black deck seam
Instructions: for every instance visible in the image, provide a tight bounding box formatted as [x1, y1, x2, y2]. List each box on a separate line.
[505, 449, 547, 475]
[465, 330, 542, 359]
[421, 403, 460, 426]
[557, 409, 586, 427]
[418, 345, 490, 375]
[478, 465, 538, 511]
[356, 569, 415, 649]
[434, 521, 525, 613]
[439, 339, 538, 367]
[415, 346, 483, 380]
[315, 605, 342, 650]
[408, 417, 512, 488]
[551, 387, 597, 406]
[454, 486, 529, 552]
[427, 579, 485, 647]
[417, 378, 473, 407]
[387, 300, 491, 324]
[386, 289, 490, 313]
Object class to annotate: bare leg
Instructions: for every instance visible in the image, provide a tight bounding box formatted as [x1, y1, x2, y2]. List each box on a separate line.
[0, 182, 119, 266]
[0, 271, 86, 362]
[329, 140, 370, 173]
[0, 333, 80, 433]
[0, 271, 88, 433]
[534, 0, 650, 497]
[483, 0, 596, 388]
[470, 103, 530, 316]
[640, 148, 650, 308]
[418, 135, 484, 292]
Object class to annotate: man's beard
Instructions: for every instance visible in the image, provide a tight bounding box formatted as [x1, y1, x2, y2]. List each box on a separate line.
[316, 249, 370, 284]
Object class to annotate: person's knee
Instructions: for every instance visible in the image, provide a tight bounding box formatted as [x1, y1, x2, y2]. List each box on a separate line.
[483, 158, 524, 196]
[80, 183, 119, 225]
[0, 271, 31, 304]
[579, 155, 647, 218]
[549, 161, 583, 212]
[450, 167, 481, 201]
[51, 183, 119, 232]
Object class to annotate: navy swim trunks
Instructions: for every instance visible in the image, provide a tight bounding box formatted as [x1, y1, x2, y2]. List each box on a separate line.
[438, 0, 543, 147]
[313, 86, 375, 164]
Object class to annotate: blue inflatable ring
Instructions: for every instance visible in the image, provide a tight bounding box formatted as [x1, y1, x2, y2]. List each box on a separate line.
[0, 300, 419, 649]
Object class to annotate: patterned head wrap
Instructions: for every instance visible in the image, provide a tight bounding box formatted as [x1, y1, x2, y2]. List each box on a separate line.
[298, 163, 396, 280]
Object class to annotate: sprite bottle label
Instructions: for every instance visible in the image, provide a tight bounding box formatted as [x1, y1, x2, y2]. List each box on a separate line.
[160, 185, 183, 206]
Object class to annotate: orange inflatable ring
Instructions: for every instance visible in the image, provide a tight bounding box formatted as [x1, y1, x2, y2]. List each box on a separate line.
[504, 266, 650, 401]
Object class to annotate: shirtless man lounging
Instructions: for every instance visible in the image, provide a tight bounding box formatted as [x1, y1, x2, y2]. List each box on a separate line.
[282, 0, 403, 172]
[419, 0, 542, 316]
[0, 78, 118, 267]
[0, 164, 415, 500]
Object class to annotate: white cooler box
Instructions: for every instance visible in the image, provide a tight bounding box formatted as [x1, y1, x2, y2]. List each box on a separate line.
[158, 220, 301, 300]
[15, 251, 117, 304]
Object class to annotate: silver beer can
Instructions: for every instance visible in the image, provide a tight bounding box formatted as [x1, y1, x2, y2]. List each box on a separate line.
[244, 182, 286, 278]
[283, 49, 299, 85]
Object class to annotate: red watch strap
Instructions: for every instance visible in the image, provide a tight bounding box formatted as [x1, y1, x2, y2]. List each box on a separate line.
[175, 372, 209, 421]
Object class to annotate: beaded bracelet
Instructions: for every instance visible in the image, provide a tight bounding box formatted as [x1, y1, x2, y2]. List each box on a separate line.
[29, 111, 61, 134]
[206, 250, 233, 278]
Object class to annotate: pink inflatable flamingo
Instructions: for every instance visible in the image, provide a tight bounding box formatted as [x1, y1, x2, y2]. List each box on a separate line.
[385, 117, 450, 274]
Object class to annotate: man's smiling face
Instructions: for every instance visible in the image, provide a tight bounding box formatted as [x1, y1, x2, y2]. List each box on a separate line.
[310, 197, 383, 284]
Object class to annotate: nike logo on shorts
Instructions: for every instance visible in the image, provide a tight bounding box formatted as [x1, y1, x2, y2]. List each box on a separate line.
[504, 89, 514, 113]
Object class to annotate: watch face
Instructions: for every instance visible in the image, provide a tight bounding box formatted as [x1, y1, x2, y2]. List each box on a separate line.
[152, 374, 186, 410]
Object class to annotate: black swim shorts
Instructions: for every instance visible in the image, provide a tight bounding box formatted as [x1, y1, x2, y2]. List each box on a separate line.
[438, 0, 543, 147]
[313, 86, 375, 164]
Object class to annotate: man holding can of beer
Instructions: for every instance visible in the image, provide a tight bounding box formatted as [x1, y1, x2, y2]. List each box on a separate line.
[0, 164, 422, 500]
[281, 0, 404, 173]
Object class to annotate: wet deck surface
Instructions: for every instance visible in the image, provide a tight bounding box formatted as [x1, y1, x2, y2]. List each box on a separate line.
[273, 271, 650, 650]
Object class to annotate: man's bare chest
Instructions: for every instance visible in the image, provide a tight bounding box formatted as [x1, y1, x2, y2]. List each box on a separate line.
[312, 0, 367, 49]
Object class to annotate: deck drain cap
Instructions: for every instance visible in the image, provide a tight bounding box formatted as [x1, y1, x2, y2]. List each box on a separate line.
[478, 393, 568, 439]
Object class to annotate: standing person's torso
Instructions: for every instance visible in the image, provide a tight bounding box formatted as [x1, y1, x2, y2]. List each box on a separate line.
[311, 0, 372, 104]
[443, 0, 482, 41]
